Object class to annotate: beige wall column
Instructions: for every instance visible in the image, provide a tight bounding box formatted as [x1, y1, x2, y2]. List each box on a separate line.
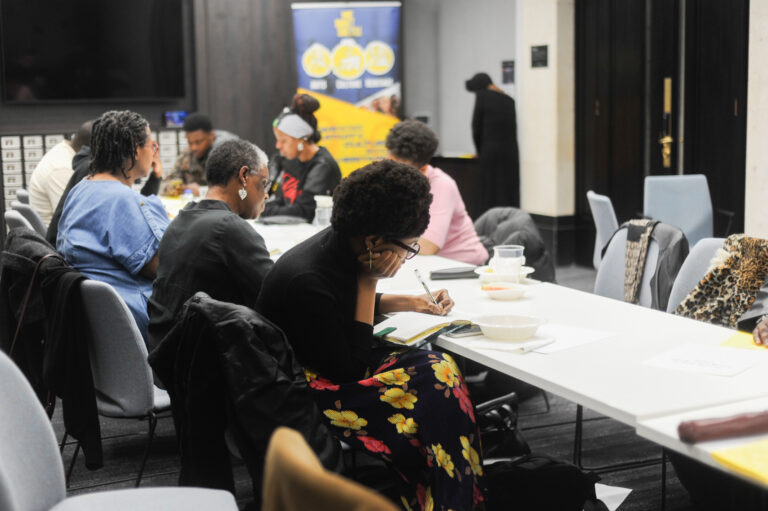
[516, 0, 575, 218]
[745, 0, 768, 237]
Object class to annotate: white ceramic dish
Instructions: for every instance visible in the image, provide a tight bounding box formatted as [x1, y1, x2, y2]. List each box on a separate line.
[480, 282, 526, 301]
[473, 314, 542, 341]
[474, 265, 535, 283]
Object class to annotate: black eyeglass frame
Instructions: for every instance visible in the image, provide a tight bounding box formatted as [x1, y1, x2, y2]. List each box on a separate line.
[389, 239, 420, 259]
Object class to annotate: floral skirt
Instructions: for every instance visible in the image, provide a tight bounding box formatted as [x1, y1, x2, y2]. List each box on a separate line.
[305, 349, 486, 511]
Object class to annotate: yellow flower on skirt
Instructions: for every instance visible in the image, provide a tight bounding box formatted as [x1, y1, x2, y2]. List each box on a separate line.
[323, 409, 368, 430]
[380, 388, 418, 409]
[303, 368, 317, 381]
[460, 435, 483, 476]
[431, 443, 455, 478]
[374, 367, 411, 386]
[432, 354, 460, 388]
[424, 486, 434, 511]
[388, 413, 419, 434]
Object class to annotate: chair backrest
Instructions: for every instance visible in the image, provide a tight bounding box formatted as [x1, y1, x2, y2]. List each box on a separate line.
[665, 237, 726, 313]
[11, 201, 47, 237]
[586, 190, 620, 270]
[4, 210, 34, 231]
[262, 427, 399, 511]
[594, 225, 660, 308]
[643, 174, 713, 248]
[15, 189, 30, 204]
[0, 351, 66, 511]
[80, 280, 155, 417]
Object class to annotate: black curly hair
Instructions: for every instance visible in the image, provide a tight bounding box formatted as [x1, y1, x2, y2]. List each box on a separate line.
[90, 110, 149, 179]
[331, 159, 432, 239]
[385, 119, 439, 168]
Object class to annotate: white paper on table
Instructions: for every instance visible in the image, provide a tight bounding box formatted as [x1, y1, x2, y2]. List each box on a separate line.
[643, 343, 767, 377]
[532, 324, 614, 353]
[457, 323, 613, 354]
[461, 334, 554, 353]
[594, 483, 631, 511]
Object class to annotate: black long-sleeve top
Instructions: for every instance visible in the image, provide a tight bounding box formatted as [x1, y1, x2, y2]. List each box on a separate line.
[257, 227, 386, 382]
[147, 200, 273, 351]
[262, 146, 341, 222]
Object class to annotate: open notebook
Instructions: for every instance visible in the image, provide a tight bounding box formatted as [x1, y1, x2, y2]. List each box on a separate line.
[374, 311, 470, 346]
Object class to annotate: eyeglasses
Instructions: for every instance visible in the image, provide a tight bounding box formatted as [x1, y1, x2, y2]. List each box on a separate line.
[390, 239, 420, 260]
[258, 177, 272, 191]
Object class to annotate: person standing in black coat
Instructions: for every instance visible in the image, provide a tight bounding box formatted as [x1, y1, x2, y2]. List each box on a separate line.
[466, 72, 520, 216]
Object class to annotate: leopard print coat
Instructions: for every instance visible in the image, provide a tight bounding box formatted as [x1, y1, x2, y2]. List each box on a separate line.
[675, 234, 768, 327]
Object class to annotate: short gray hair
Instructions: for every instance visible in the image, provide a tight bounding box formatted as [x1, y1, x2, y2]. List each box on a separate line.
[205, 139, 266, 185]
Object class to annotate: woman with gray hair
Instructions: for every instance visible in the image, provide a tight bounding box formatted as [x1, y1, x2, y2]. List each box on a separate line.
[147, 138, 274, 349]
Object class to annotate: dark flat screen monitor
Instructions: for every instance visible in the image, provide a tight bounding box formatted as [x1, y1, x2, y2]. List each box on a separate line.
[0, 0, 185, 103]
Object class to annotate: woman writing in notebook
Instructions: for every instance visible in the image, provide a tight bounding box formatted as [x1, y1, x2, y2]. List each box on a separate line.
[258, 160, 485, 510]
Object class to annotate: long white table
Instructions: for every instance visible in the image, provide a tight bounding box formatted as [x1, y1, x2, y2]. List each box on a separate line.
[377, 255, 768, 488]
[167, 216, 768, 488]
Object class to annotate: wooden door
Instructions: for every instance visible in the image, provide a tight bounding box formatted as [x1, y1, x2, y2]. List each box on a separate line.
[683, 0, 749, 234]
[575, 0, 647, 265]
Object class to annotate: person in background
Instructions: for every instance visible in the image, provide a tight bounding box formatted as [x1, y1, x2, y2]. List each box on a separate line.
[148, 138, 273, 350]
[386, 119, 488, 265]
[262, 94, 341, 222]
[46, 127, 163, 245]
[57, 110, 169, 343]
[258, 160, 485, 510]
[466, 71, 520, 216]
[28, 120, 92, 225]
[160, 112, 236, 196]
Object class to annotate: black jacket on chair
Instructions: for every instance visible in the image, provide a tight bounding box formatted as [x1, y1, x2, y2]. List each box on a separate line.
[474, 207, 556, 282]
[148, 292, 340, 500]
[0, 227, 102, 468]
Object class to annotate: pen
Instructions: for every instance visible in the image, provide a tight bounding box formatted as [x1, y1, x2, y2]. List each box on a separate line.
[413, 268, 439, 307]
[518, 339, 555, 353]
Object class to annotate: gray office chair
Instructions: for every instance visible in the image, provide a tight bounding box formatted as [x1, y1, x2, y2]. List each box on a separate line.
[15, 188, 30, 204]
[0, 349, 237, 511]
[4, 209, 34, 231]
[11, 200, 47, 237]
[594, 225, 660, 308]
[644, 174, 712, 248]
[586, 190, 619, 270]
[666, 237, 726, 314]
[65, 280, 171, 487]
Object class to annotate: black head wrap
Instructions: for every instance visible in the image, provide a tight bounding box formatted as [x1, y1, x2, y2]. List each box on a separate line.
[465, 72, 492, 92]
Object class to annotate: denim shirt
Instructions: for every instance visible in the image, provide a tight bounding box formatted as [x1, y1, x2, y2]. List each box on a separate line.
[57, 179, 169, 341]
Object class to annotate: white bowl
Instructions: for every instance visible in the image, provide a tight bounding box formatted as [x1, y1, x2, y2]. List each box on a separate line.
[474, 265, 535, 284]
[481, 282, 526, 301]
[474, 314, 542, 341]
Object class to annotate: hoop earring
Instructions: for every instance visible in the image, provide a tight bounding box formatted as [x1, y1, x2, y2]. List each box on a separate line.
[238, 187, 248, 200]
[368, 248, 373, 269]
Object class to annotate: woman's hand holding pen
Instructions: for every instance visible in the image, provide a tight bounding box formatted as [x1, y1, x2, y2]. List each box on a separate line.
[411, 289, 454, 316]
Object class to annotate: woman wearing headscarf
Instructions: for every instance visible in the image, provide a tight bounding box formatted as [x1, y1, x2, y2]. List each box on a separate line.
[263, 93, 341, 222]
[466, 72, 520, 215]
[258, 160, 486, 510]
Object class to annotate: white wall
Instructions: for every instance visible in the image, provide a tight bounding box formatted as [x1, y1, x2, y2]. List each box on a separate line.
[745, 0, 768, 237]
[403, 0, 516, 156]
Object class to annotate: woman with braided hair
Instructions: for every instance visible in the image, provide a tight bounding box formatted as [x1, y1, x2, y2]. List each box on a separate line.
[57, 110, 170, 343]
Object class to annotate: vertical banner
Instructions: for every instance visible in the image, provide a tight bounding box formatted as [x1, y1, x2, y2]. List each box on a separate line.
[292, 2, 401, 176]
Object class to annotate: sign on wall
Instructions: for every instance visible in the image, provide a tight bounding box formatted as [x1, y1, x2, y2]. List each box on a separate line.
[291, 2, 401, 176]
